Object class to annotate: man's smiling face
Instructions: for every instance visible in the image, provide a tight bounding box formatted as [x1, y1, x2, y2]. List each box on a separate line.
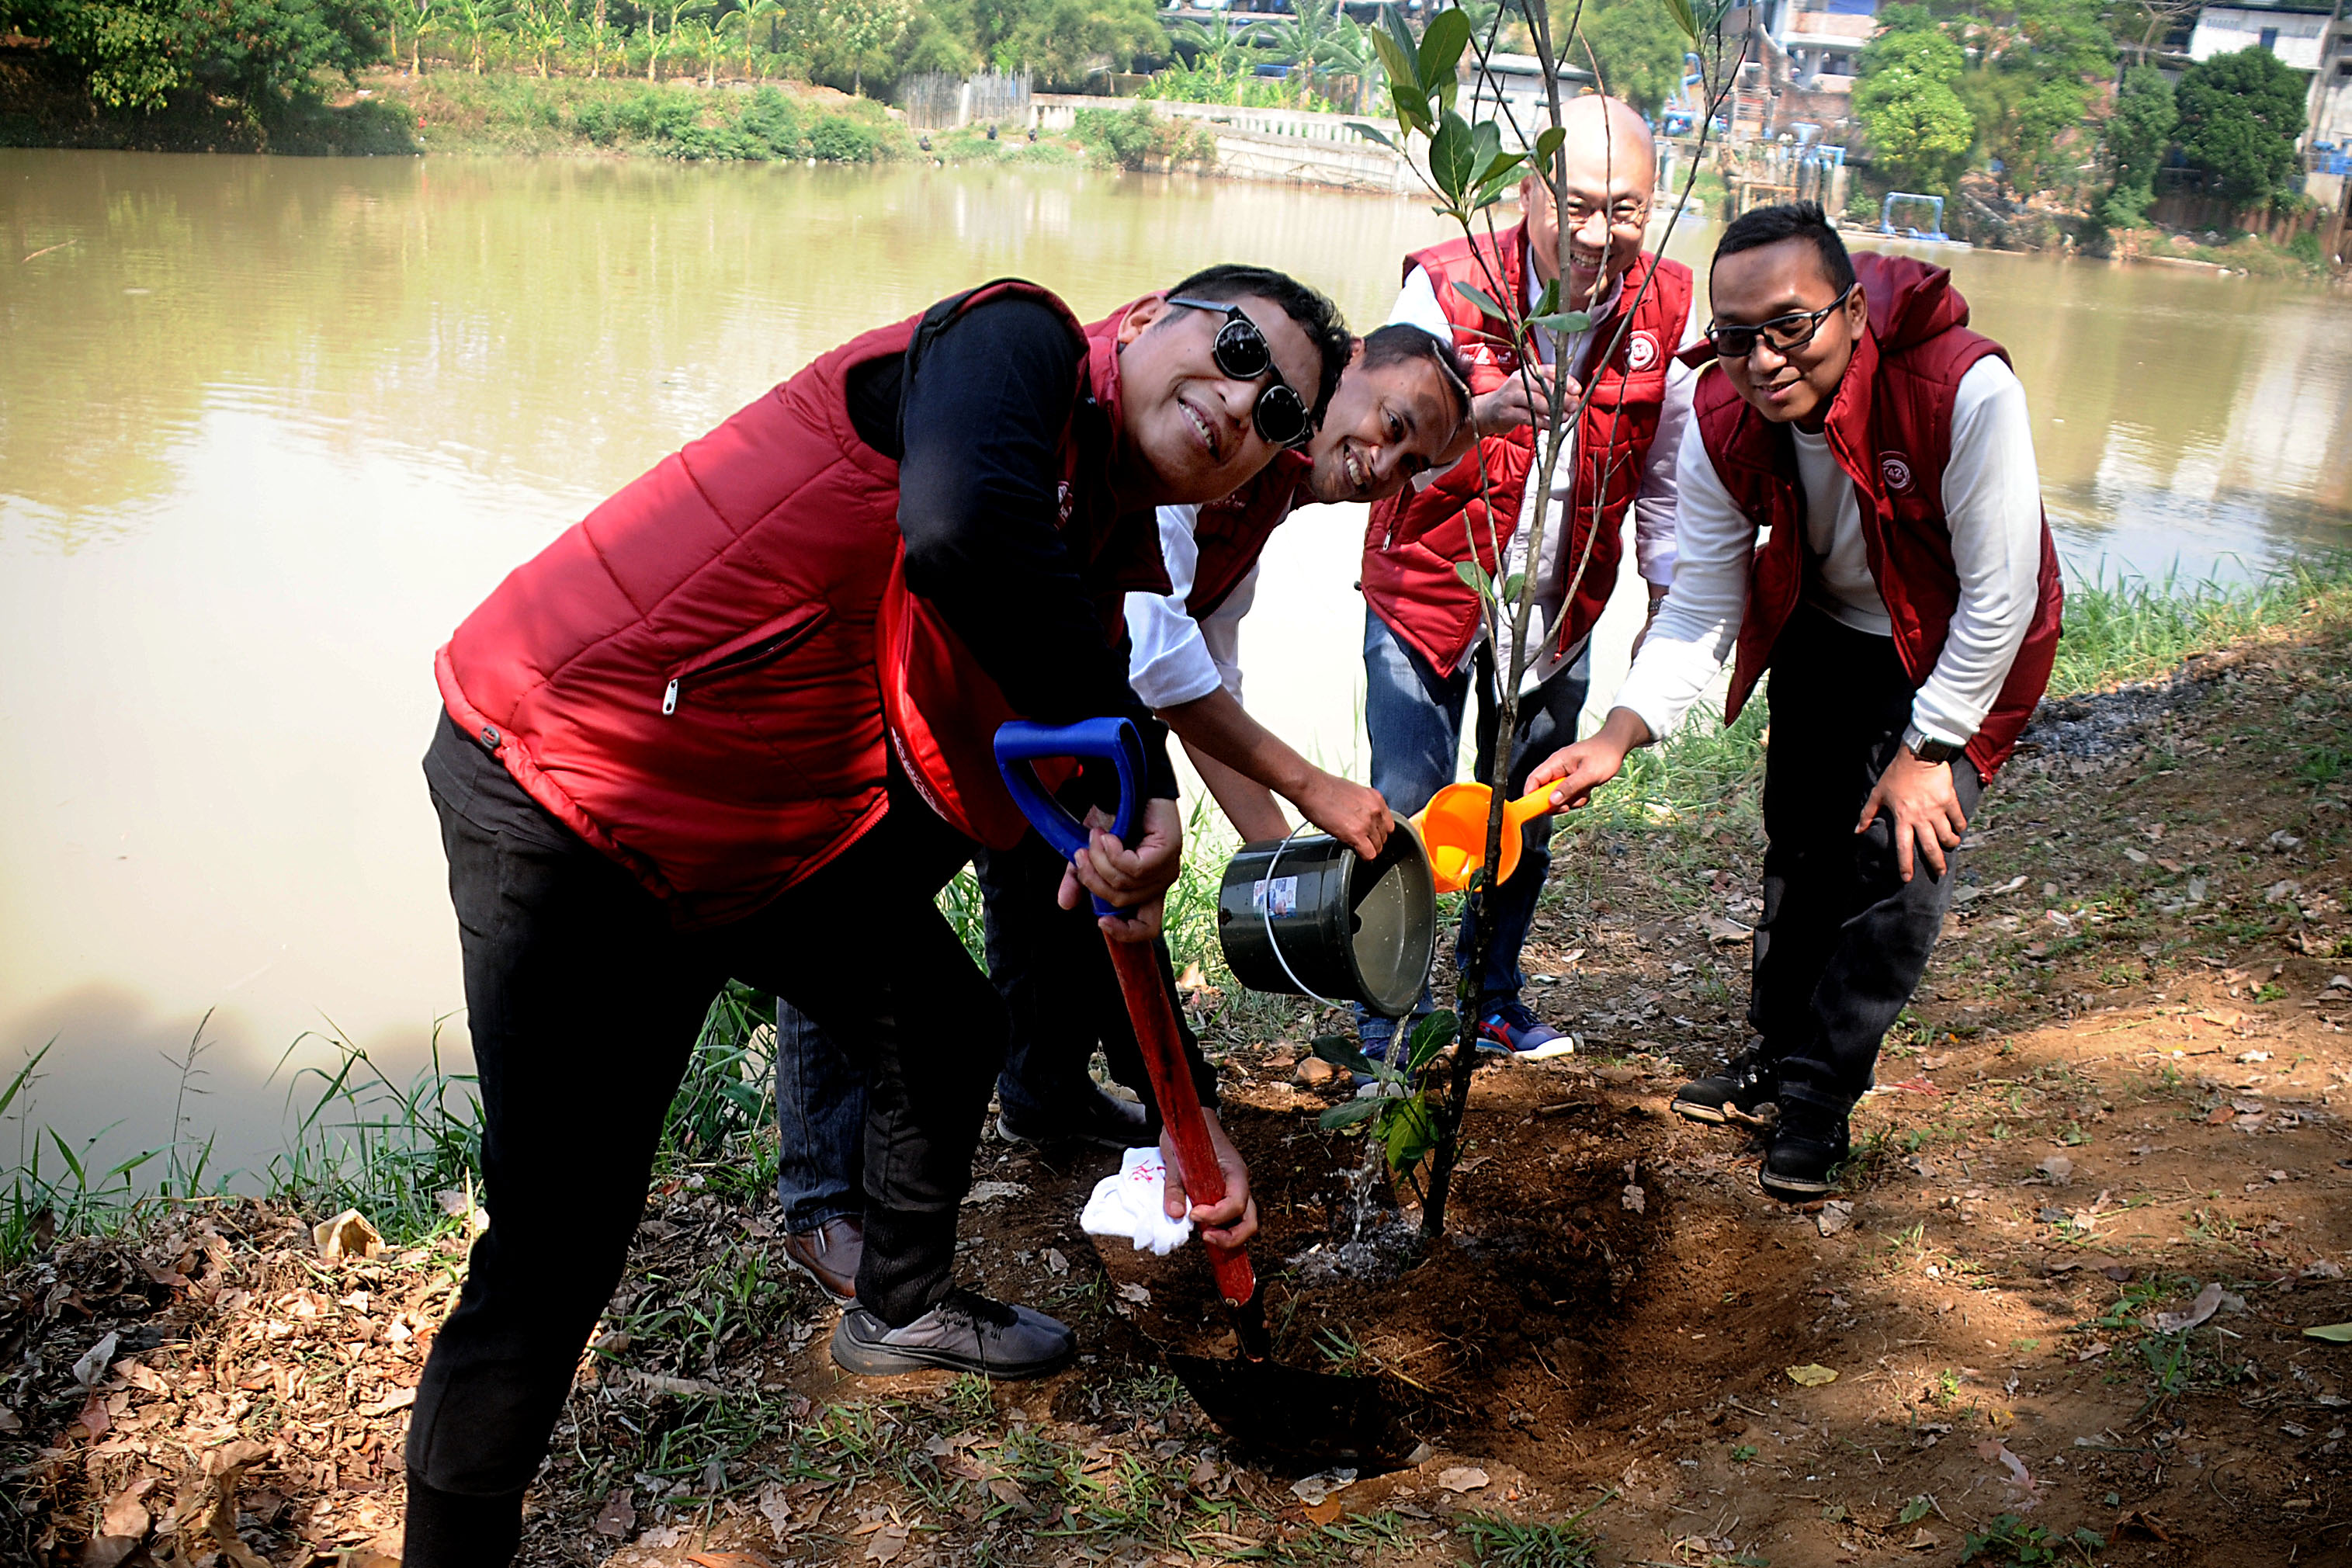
[1116, 295, 1324, 505]
[1708, 235, 1865, 432]
[1303, 347, 1464, 505]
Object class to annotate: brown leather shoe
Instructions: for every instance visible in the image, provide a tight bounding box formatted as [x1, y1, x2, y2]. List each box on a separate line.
[782, 1216, 862, 1306]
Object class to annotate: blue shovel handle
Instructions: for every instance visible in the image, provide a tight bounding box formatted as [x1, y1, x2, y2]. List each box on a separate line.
[993, 718, 1143, 918]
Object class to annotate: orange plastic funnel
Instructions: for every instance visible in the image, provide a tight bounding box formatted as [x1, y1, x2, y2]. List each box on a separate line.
[1409, 782, 1559, 893]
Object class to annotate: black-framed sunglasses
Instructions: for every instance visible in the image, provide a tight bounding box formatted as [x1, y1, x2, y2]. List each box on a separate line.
[1703, 283, 1857, 362]
[1164, 296, 1313, 449]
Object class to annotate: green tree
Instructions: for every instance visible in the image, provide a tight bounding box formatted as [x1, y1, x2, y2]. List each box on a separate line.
[1003, 0, 1157, 88]
[1854, 5, 1975, 193]
[2174, 44, 2307, 205]
[2097, 64, 2175, 226]
[10, 0, 387, 110]
[1950, 0, 2112, 197]
[1562, 0, 1685, 117]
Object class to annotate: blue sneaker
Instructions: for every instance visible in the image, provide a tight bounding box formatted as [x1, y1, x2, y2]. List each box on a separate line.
[1476, 999, 1574, 1060]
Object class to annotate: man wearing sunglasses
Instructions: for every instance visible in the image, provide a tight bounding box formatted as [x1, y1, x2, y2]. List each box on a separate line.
[1360, 92, 1700, 1066]
[768, 324, 1473, 1300]
[406, 264, 1348, 1567]
[1527, 203, 2062, 1202]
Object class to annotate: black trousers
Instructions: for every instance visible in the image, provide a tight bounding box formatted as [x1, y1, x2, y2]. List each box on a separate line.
[408, 761, 1001, 1505]
[1750, 608, 1983, 1116]
[979, 829, 1216, 1134]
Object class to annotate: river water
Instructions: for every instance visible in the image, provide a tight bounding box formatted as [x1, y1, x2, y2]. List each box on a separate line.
[4, 149, 2349, 1180]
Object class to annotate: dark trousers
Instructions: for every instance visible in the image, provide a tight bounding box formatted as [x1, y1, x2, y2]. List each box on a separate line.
[1750, 608, 1983, 1116]
[409, 763, 1003, 1506]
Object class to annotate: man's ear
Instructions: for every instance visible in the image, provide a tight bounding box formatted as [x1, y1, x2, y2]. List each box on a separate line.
[1117, 293, 1172, 348]
[1845, 281, 1869, 333]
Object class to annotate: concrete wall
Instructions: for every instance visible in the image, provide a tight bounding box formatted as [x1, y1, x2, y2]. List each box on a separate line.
[2189, 7, 2330, 70]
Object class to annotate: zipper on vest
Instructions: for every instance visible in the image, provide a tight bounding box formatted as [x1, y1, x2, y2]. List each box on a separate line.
[661, 606, 827, 717]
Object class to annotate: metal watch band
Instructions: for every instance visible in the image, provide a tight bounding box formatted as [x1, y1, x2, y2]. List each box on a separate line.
[1903, 724, 1963, 765]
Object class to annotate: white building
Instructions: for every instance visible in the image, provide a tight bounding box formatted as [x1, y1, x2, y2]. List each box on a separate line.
[1765, 0, 1875, 92]
[2188, 0, 2334, 71]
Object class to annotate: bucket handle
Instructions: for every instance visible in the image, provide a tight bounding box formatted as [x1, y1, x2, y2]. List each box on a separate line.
[992, 717, 1143, 918]
[1258, 824, 1334, 1007]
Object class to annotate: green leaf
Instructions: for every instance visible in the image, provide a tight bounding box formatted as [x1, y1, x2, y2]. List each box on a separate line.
[1382, 1096, 1439, 1169]
[1897, 1497, 1934, 1525]
[1476, 150, 1526, 191]
[1530, 277, 1559, 320]
[1381, 1, 1419, 74]
[1663, 0, 1698, 41]
[1467, 117, 1502, 180]
[1532, 124, 1565, 166]
[2305, 1322, 2352, 1341]
[1405, 1008, 1459, 1070]
[1417, 6, 1470, 97]
[1347, 119, 1400, 151]
[1311, 1032, 1378, 1076]
[1526, 310, 1593, 335]
[1450, 278, 1506, 320]
[1500, 571, 1526, 601]
[1389, 81, 1431, 137]
[1454, 556, 1492, 595]
[1320, 1098, 1382, 1129]
[1369, 25, 1423, 115]
[1428, 109, 1476, 205]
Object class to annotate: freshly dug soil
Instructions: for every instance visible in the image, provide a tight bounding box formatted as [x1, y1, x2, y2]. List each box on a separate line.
[8, 612, 2352, 1566]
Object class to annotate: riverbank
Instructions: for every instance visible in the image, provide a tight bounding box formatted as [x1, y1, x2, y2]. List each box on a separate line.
[9, 564, 2352, 1564]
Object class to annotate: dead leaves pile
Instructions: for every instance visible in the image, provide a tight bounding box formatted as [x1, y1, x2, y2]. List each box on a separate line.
[1, 1200, 462, 1566]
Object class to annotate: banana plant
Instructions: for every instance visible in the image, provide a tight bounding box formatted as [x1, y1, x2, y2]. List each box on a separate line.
[1341, 0, 1746, 1240]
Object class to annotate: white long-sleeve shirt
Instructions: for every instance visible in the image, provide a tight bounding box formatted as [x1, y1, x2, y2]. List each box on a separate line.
[1124, 503, 1265, 710]
[1613, 355, 2045, 750]
[1389, 253, 1702, 686]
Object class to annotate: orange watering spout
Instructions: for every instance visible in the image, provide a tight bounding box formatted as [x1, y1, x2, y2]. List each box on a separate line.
[1409, 782, 1559, 893]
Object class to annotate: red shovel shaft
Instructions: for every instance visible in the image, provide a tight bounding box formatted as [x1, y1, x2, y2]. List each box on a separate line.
[1101, 936, 1257, 1311]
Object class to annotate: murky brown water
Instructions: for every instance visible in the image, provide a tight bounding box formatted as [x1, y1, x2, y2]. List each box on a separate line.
[4, 149, 2347, 1177]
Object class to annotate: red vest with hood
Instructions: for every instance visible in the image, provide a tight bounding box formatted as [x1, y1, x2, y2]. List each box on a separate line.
[1691, 252, 2062, 780]
[1188, 452, 1313, 620]
[1362, 223, 1693, 674]
[435, 280, 1166, 928]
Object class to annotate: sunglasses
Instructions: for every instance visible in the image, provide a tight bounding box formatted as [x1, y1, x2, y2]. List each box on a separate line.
[1703, 284, 1857, 362]
[1164, 297, 1312, 449]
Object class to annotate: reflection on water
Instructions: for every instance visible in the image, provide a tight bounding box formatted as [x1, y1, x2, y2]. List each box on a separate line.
[2, 150, 2347, 1177]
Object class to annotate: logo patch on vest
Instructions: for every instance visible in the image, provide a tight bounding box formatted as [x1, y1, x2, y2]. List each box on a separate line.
[1056, 480, 1074, 526]
[1625, 331, 1659, 371]
[1878, 453, 1916, 494]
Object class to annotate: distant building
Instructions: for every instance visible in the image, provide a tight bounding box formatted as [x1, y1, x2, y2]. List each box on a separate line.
[2189, 0, 2334, 71]
[1765, 0, 1875, 92]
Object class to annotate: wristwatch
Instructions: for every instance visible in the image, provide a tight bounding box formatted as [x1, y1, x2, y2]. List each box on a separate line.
[1903, 723, 1964, 765]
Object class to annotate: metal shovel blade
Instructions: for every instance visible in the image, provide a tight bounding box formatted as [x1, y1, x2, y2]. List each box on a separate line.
[1166, 1352, 1417, 1469]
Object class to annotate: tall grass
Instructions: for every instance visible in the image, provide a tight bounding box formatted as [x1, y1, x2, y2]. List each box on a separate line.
[2048, 555, 2352, 695]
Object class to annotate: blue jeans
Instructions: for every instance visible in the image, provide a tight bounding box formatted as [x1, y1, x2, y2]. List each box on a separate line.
[772, 1001, 866, 1233]
[1360, 608, 1589, 1022]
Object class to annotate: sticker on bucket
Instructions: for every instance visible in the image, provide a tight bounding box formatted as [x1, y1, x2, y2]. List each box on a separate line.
[1250, 876, 1299, 918]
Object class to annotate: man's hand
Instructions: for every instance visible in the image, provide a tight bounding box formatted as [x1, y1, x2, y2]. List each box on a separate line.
[1160, 1108, 1258, 1250]
[1473, 367, 1582, 437]
[1292, 769, 1392, 861]
[1858, 745, 1968, 882]
[1062, 796, 1185, 943]
[1525, 706, 1652, 812]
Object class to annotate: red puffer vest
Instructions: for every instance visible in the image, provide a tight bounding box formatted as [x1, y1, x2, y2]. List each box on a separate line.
[1692, 252, 2063, 780]
[1188, 452, 1312, 619]
[1362, 224, 1693, 674]
[436, 280, 1164, 928]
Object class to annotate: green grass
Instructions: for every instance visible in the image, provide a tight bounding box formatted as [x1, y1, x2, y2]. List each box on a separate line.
[2050, 556, 2352, 694]
[394, 73, 910, 161]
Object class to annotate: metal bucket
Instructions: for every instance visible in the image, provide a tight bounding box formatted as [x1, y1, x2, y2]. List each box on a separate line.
[1214, 827, 1437, 1017]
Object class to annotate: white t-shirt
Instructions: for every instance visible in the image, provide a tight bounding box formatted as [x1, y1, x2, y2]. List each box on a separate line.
[1388, 253, 1702, 685]
[1123, 503, 1271, 711]
[1613, 355, 2045, 750]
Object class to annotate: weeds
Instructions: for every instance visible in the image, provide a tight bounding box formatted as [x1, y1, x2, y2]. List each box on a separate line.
[1962, 1514, 2106, 1566]
[1458, 1502, 1605, 1566]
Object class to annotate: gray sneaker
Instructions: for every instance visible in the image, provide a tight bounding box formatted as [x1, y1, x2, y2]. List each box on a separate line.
[830, 1289, 1074, 1379]
[994, 1084, 1148, 1151]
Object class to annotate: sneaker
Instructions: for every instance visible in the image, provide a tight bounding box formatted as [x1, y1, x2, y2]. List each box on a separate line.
[1476, 999, 1573, 1060]
[1758, 1103, 1851, 1202]
[995, 1084, 1149, 1151]
[830, 1289, 1075, 1379]
[1671, 1039, 1779, 1127]
[781, 1216, 862, 1306]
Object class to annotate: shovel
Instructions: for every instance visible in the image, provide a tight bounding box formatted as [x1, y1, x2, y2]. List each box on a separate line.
[994, 718, 1414, 1468]
[1410, 781, 1559, 893]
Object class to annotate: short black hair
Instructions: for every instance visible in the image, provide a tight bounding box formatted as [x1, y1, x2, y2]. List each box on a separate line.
[1164, 263, 1352, 418]
[1358, 323, 1472, 425]
[1712, 201, 1856, 295]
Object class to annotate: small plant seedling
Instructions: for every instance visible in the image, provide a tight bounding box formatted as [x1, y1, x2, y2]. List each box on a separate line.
[1729, 1443, 1758, 1462]
[1961, 1514, 2105, 1565]
[1898, 1495, 1935, 1525]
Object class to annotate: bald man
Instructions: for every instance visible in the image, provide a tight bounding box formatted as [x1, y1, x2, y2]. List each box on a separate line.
[1358, 95, 1702, 1063]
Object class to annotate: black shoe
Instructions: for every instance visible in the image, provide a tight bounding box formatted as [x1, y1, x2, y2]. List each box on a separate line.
[995, 1084, 1149, 1151]
[1759, 1104, 1851, 1202]
[830, 1289, 1074, 1379]
[1672, 1039, 1778, 1127]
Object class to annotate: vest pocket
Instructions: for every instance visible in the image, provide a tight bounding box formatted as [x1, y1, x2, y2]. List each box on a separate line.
[662, 605, 830, 716]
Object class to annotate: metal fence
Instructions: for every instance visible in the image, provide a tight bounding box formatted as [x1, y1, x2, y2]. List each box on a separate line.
[899, 70, 1031, 132]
